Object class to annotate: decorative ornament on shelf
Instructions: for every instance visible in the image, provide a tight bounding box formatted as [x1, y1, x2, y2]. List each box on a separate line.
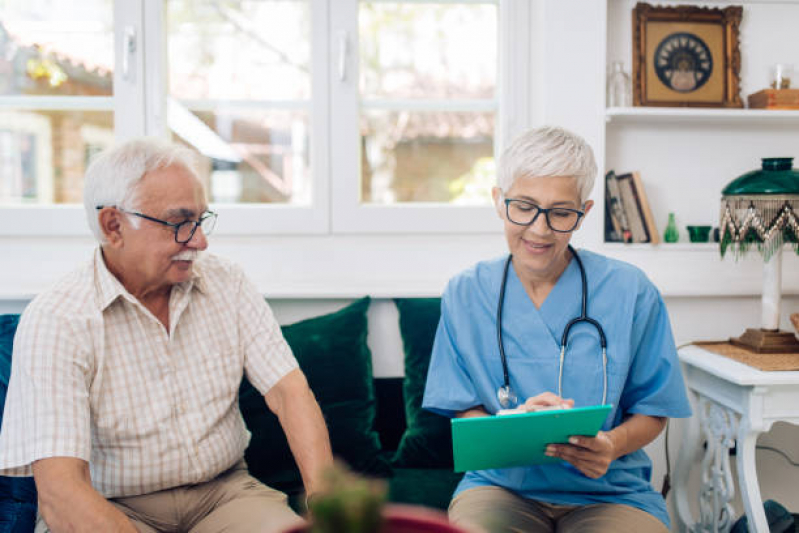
[664, 212, 679, 243]
[607, 61, 632, 108]
[719, 157, 799, 353]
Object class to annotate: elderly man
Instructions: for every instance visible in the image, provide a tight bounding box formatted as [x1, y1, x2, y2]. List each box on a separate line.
[0, 138, 333, 532]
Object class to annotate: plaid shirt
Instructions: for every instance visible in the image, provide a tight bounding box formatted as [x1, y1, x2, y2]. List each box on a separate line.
[0, 249, 297, 498]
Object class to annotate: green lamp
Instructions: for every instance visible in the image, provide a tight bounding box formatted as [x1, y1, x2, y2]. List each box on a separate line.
[719, 157, 799, 353]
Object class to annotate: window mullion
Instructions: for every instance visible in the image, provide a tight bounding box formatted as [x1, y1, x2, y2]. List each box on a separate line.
[498, 0, 534, 157]
[113, 0, 146, 140]
[329, 0, 360, 232]
[143, 0, 168, 137]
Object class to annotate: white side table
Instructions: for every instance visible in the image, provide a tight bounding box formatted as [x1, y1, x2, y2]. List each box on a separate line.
[674, 345, 799, 533]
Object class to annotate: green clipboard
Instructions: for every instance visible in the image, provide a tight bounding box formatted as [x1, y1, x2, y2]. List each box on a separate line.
[451, 404, 613, 472]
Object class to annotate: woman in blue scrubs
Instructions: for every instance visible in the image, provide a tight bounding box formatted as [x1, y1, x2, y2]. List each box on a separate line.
[422, 126, 691, 533]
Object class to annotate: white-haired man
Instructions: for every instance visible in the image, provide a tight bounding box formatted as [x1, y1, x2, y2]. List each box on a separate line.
[0, 138, 333, 532]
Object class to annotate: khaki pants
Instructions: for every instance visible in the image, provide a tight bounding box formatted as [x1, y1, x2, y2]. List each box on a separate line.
[449, 486, 668, 533]
[36, 461, 304, 533]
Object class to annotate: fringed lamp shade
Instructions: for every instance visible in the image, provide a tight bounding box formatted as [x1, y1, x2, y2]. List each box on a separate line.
[719, 157, 799, 353]
[720, 158, 799, 260]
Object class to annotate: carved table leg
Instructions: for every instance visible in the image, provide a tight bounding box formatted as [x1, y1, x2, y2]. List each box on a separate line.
[697, 398, 738, 533]
[736, 426, 768, 533]
[675, 393, 703, 532]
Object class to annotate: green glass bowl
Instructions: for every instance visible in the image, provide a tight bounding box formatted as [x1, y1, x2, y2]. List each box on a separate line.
[686, 225, 712, 243]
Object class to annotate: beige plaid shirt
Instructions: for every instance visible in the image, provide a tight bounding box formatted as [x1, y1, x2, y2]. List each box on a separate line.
[0, 249, 297, 498]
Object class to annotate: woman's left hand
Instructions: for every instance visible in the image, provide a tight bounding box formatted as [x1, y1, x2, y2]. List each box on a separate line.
[545, 431, 617, 479]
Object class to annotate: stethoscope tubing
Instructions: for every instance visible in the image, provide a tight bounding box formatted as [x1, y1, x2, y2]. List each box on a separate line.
[496, 245, 608, 408]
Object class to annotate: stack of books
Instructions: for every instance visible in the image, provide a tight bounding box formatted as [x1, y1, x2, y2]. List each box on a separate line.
[604, 170, 659, 244]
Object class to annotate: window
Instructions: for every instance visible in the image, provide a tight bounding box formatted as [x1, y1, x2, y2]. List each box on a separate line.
[331, 0, 531, 232]
[0, 0, 114, 206]
[0, 0, 531, 236]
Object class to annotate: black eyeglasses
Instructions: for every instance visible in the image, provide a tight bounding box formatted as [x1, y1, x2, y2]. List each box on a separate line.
[96, 205, 217, 244]
[503, 198, 584, 233]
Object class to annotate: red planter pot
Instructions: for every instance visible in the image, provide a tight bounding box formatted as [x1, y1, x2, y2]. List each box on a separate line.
[284, 504, 466, 533]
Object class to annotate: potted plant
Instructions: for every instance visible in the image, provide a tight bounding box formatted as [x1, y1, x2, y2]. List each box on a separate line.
[284, 462, 465, 533]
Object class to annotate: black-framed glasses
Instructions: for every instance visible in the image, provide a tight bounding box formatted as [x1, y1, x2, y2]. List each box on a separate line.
[96, 205, 217, 244]
[503, 198, 584, 233]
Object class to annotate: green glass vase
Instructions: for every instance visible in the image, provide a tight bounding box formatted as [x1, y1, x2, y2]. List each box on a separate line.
[664, 212, 679, 243]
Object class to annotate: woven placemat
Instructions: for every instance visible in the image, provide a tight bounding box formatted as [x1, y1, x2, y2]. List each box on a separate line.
[693, 341, 799, 371]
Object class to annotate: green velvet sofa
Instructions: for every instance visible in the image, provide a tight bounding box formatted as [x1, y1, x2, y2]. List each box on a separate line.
[0, 297, 461, 532]
[239, 297, 462, 512]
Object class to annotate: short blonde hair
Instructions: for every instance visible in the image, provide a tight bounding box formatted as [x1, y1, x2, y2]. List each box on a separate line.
[498, 126, 597, 203]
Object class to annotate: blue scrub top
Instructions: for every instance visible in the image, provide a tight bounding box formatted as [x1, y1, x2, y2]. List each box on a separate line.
[422, 250, 691, 528]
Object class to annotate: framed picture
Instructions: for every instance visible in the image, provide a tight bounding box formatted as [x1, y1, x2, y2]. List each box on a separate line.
[632, 3, 743, 107]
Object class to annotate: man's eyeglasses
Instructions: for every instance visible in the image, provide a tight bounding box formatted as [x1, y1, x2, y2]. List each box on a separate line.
[96, 206, 218, 244]
[503, 198, 584, 233]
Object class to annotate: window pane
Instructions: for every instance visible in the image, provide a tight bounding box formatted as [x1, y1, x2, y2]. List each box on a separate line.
[0, 0, 114, 96]
[359, 2, 498, 205]
[167, 0, 310, 100]
[361, 110, 494, 204]
[170, 107, 310, 205]
[167, 0, 312, 206]
[359, 2, 497, 100]
[0, 110, 114, 204]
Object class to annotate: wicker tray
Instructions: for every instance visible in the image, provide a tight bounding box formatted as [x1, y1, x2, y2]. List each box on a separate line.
[693, 341, 799, 371]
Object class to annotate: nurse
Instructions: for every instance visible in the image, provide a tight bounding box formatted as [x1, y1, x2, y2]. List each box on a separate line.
[422, 126, 691, 533]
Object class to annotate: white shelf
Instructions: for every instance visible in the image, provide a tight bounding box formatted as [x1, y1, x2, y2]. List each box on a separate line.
[606, 107, 799, 124]
[602, 242, 720, 252]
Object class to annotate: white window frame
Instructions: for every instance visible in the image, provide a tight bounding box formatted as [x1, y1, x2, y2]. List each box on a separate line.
[330, 0, 533, 233]
[0, 0, 530, 237]
[200, 0, 331, 236]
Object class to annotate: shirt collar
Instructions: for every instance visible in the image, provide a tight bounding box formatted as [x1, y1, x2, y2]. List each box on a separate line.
[93, 247, 207, 310]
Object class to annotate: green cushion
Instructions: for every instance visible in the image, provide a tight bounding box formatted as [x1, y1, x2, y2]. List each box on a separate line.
[392, 298, 453, 469]
[388, 468, 463, 510]
[240, 297, 391, 495]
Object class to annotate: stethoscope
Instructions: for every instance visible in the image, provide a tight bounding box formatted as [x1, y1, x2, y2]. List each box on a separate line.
[496, 245, 608, 409]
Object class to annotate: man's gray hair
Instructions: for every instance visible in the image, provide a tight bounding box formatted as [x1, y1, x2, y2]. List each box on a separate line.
[83, 138, 199, 243]
[497, 126, 597, 203]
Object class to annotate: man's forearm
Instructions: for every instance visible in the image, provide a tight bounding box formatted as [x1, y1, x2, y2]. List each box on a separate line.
[33, 458, 138, 533]
[266, 369, 333, 495]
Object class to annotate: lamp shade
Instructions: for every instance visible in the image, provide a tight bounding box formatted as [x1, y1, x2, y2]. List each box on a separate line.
[719, 157, 799, 260]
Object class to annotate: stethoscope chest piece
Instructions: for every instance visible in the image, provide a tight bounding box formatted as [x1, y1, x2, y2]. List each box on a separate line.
[497, 384, 517, 409]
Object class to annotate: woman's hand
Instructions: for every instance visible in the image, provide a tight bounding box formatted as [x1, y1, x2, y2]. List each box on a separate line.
[545, 431, 617, 479]
[519, 392, 574, 412]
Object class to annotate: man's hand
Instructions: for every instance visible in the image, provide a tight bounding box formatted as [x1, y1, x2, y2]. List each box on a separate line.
[545, 431, 617, 478]
[33, 457, 138, 532]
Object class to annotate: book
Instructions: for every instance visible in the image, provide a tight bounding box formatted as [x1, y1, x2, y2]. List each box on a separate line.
[617, 177, 648, 242]
[629, 171, 660, 244]
[604, 171, 632, 243]
[617, 172, 659, 244]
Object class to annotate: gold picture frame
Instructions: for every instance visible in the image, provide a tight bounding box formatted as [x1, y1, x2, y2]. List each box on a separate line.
[632, 3, 743, 107]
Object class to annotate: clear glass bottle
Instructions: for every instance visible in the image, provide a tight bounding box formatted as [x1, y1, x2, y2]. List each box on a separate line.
[606, 61, 632, 108]
[664, 212, 679, 243]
